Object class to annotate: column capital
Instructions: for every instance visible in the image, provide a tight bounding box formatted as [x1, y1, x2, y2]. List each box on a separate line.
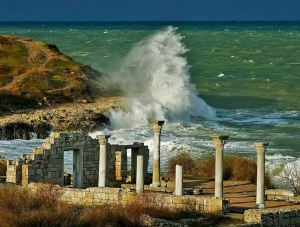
[149, 120, 165, 134]
[254, 142, 269, 154]
[96, 135, 111, 145]
[210, 135, 229, 148]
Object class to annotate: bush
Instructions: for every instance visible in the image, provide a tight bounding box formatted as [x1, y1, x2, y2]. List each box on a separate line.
[167, 153, 196, 174]
[169, 153, 273, 188]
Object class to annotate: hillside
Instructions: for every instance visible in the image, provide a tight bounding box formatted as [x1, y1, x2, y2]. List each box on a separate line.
[0, 35, 123, 139]
[0, 35, 118, 112]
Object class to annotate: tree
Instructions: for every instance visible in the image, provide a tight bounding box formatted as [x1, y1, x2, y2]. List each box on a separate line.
[278, 162, 300, 195]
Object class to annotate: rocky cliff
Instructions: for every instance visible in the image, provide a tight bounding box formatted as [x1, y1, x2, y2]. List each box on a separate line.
[0, 35, 118, 111]
[0, 35, 123, 139]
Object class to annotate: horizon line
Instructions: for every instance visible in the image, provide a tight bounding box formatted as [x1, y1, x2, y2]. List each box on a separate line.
[1, 20, 300, 23]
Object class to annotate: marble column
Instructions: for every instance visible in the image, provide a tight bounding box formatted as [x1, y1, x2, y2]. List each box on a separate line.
[210, 135, 229, 198]
[136, 155, 144, 193]
[175, 165, 183, 196]
[97, 135, 110, 187]
[254, 142, 269, 209]
[149, 120, 164, 187]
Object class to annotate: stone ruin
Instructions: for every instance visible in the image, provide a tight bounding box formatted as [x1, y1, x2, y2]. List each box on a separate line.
[6, 132, 150, 188]
[8, 120, 300, 226]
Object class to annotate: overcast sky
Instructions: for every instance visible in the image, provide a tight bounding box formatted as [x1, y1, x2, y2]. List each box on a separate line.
[0, 0, 300, 21]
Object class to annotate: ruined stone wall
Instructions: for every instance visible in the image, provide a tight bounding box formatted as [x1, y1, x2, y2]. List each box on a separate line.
[7, 132, 100, 187]
[7, 132, 150, 188]
[244, 209, 300, 226]
[25, 183, 227, 212]
[265, 189, 300, 201]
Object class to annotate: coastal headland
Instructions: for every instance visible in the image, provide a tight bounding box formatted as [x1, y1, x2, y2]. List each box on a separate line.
[0, 35, 123, 139]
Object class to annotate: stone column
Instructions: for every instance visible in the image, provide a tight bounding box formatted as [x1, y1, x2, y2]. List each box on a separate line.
[97, 135, 110, 187]
[136, 155, 144, 193]
[210, 135, 229, 198]
[175, 165, 183, 196]
[149, 120, 164, 187]
[254, 142, 269, 209]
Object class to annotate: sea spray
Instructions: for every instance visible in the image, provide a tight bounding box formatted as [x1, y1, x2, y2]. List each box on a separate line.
[108, 26, 215, 129]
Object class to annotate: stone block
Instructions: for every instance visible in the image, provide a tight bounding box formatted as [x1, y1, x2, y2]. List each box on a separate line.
[42, 143, 53, 149]
[50, 132, 61, 138]
[81, 197, 93, 204]
[173, 196, 189, 204]
[85, 191, 94, 198]
[75, 190, 86, 198]
[33, 148, 45, 154]
[64, 190, 75, 198]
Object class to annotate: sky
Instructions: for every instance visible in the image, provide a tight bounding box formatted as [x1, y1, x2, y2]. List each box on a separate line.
[0, 0, 300, 21]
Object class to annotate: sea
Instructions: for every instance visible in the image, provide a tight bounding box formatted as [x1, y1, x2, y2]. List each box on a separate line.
[0, 22, 299, 181]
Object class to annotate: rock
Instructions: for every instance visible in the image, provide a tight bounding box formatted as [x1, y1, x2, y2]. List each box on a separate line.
[0, 35, 115, 112]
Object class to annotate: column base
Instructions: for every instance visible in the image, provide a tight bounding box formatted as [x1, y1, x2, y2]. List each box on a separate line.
[255, 203, 267, 209]
[150, 183, 161, 188]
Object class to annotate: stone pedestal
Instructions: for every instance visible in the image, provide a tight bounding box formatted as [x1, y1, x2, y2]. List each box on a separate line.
[210, 135, 229, 198]
[254, 142, 269, 209]
[175, 165, 183, 196]
[149, 120, 164, 187]
[136, 155, 144, 193]
[97, 135, 110, 187]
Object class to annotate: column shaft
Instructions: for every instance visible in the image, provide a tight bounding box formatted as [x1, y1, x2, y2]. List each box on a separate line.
[215, 147, 223, 198]
[150, 121, 164, 187]
[210, 135, 229, 198]
[97, 135, 110, 187]
[175, 165, 183, 196]
[136, 155, 144, 193]
[255, 142, 269, 209]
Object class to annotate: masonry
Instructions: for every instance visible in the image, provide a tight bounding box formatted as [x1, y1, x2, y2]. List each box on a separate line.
[6, 127, 228, 213]
[6, 132, 149, 188]
[25, 183, 228, 212]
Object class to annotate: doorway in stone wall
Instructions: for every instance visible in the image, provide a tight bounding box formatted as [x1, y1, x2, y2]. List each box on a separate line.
[63, 149, 83, 188]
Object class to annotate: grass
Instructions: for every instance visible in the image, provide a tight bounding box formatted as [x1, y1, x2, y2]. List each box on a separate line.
[0, 183, 233, 227]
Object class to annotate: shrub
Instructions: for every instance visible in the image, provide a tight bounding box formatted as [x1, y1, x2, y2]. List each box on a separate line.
[167, 152, 196, 174]
[194, 153, 215, 178]
[171, 153, 273, 188]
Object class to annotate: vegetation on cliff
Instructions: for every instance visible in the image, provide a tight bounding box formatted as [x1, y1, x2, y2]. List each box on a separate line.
[0, 35, 117, 112]
[0, 35, 124, 138]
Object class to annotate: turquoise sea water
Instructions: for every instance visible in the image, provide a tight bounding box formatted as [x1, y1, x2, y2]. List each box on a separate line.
[0, 22, 299, 175]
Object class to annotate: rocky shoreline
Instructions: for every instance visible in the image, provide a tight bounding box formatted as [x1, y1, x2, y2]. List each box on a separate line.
[0, 97, 124, 140]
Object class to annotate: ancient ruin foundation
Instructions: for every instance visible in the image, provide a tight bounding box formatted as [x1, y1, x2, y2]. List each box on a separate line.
[6, 132, 150, 188]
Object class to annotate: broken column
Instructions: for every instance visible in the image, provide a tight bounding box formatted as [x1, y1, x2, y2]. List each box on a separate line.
[136, 155, 144, 193]
[150, 120, 164, 187]
[210, 135, 229, 198]
[254, 142, 269, 209]
[175, 165, 183, 196]
[97, 135, 110, 187]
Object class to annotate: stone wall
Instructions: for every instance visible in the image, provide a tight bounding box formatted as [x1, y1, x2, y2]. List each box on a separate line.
[265, 189, 300, 204]
[244, 209, 300, 226]
[25, 183, 228, 213]
[6, 132, 150, 188]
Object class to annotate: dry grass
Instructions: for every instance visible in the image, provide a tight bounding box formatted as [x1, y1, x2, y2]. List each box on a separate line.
[0, 184, 215, 227]
[168, 153, 273, 188]
[168, 152, 196, 174]
[0, 184, 227, 226]
[25, 67, 47, 76]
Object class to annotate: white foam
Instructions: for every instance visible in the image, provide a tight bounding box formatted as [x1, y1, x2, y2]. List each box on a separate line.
[107, 26, 215, 130]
